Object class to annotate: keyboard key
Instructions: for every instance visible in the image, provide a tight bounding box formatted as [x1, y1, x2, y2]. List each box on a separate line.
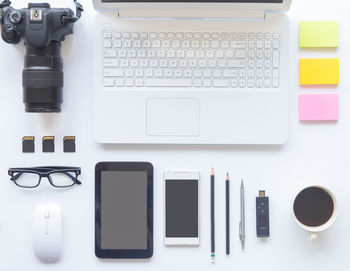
[131, 32, 139, 38]
[104, 59, 118, 67]
[273, 51, 279, 67]
[236, 50, 246, 58]
[140, 32, 148, 38]
[247, 79, 254, 88]
[194, 70, 202, 77]
[115, 78, 124, 87]
[103, 32, 112, 38]
[264, 40, 271, 49]
[117, 50, 126, 58]
[113, 32, 121, 38]
[231, 41, 246, 48]
[239, 79, 246, 87]
[264, 79, 271, 88]
[198, 60, 207, 68]
[256, 40, 263, 49]
[203, 79, 211, 87]
[193, 79, 202, 87]
[203, 70, 212, 77]
[135, 69, 143, 77]
[231, 79, 238, 87]
[213, 70, 221, 77]
[104, 49, 117, 57]
[256, 79, 263, 88]
[149, 32, 157, 38]
[164, 69, 173, 77]
[273, 33, 280, 39]
[264, 33, 272, 39]
[185, 32, 193, 39]
[135, 79, 143, 87]
[113, 40, 122, 48]
[104, 40, 112, 48]
[125, 79, 134, 87]
[122, 32, 130, 38]
[154, 69, 163, 77]
[213, 79, 230, 87]
[223, 70, 237, 78]
[145, 79, 192, 87]
[228, 60, 246, 68]
[174, 69, 182, 77]
[104, 69, 123, 77]
[104, 79, 114, 87]
[272, 40, 280, 49]
[125, 69, 134, 77]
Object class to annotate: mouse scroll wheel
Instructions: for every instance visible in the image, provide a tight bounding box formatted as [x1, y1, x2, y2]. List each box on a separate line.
[44, 211, 50, 219]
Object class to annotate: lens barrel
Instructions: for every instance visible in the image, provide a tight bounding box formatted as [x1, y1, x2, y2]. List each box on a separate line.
[22, 41, 63, 113]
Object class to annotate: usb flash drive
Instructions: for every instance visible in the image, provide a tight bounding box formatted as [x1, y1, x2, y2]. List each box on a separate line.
[256, 190, 269, 238]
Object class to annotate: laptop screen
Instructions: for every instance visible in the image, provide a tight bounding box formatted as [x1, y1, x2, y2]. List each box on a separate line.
[102, 0, 283, 2]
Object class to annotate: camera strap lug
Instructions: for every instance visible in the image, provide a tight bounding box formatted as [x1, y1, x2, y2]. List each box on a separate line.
[0, 0, 11, 9]
[61, 0, 83, 24]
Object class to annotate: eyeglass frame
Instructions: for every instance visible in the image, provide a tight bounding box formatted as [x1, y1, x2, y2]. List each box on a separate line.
[8, 166, 82, 188]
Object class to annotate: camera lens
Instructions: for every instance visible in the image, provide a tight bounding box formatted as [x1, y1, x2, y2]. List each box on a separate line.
[22, 42, 63, 113]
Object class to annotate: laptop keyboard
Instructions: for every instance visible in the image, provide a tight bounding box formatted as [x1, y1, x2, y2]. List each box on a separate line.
[102, 31, 280, 88]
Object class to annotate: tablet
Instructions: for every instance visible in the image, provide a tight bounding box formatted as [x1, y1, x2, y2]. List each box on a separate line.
[95, 162, 153, 259]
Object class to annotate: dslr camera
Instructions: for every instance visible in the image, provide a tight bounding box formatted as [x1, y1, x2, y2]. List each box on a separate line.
[0, 0, 83, 112]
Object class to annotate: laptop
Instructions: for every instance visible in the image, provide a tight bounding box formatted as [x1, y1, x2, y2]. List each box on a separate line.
[93, 0, 291, 144]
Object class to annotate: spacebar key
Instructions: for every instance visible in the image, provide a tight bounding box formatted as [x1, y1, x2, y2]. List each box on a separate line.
[145, 79, 192, 87]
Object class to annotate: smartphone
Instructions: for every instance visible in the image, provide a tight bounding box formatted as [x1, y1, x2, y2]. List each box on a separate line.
[164, 172, 200, 245]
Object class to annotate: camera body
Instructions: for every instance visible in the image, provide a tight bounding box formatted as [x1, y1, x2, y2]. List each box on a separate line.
[0, 0, 83, 112]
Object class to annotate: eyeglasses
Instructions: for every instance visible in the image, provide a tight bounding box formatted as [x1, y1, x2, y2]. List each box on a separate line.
[8, 166, 82, 188]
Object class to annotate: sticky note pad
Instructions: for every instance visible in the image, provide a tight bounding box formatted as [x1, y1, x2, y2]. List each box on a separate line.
[299, 94, 339, 121]
[299, 58, 339, 85]
[299, 21, 339, 48]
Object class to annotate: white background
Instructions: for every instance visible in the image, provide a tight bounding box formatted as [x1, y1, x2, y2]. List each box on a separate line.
[0, 0, 348, 270]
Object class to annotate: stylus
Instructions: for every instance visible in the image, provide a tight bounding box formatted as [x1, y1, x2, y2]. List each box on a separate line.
[226, 173, 230, 255]
[210, 168, 215, 262]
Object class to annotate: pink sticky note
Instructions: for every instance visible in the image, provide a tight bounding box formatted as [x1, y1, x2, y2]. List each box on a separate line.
[299, 94, 339, 121]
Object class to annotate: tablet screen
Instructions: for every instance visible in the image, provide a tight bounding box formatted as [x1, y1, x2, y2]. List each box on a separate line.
[101, 171, 147, 249]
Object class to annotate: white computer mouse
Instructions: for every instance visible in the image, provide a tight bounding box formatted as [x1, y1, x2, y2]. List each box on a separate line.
[32, 203, 62, 263]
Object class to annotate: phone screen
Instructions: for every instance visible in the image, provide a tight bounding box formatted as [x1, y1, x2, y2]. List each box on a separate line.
[165, 179, 198, 237]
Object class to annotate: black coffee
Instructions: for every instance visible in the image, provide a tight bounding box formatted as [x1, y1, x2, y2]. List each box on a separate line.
[293, 187, 334, 227]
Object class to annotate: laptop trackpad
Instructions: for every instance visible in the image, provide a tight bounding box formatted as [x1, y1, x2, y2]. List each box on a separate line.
[146, 98, 200, 136]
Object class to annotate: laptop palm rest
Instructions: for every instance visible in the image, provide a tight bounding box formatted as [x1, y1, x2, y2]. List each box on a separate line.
[146, 98, 200, 136]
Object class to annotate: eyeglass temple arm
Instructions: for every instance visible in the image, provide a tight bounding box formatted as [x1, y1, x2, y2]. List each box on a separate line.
[61, 172, 82, 185]
[10, 172, 23, 181]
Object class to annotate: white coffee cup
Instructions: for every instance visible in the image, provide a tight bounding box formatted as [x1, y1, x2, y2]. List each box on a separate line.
[293, 185, 337, 241]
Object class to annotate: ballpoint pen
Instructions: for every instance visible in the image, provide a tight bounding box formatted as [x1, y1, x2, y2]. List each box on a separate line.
[239, 179, 245, 250]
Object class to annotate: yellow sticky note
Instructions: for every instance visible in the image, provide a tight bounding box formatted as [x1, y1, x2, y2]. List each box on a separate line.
[299, 21, 339, 48]
[299, 58, 339, 85]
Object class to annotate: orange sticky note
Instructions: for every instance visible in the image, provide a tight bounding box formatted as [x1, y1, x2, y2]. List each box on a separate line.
[299, 58, 339, 85]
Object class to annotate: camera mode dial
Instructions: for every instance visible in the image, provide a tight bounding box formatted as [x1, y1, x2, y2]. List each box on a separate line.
[9, 10, 22, 24]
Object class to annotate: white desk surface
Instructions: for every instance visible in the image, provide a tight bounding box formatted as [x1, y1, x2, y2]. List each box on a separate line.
[0, 0, 347, 270]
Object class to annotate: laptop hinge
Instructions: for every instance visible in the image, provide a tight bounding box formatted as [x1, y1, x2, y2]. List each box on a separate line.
[117, 10, 265, 20]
